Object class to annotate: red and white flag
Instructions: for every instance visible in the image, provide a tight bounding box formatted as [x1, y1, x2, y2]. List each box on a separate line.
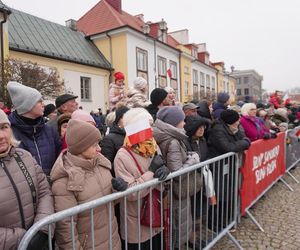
[125, 119, 153, 145]
[167, 68, 172, 78]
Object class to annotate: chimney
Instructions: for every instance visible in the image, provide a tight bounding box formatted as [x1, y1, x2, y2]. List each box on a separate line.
[135, 14, 144, 22]
[65, 19, 77, 31]
[106, 0, 122, 13]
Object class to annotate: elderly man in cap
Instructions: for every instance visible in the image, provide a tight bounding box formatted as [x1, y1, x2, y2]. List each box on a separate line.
[48, 93, 78, 130]
[7, 81, 61, 176]
[183, 102, 199, 117]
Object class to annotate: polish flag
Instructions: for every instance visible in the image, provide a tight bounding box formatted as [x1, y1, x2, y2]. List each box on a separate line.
[124, 119, 153, 145]
[167, 68, 172, 78]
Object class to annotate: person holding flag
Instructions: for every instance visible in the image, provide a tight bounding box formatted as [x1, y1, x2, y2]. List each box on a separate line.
[114, 108, 169, 249]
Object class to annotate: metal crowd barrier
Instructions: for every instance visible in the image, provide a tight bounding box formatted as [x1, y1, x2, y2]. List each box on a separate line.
[285, 126, 300, 183]
[18, 152, 241, 250]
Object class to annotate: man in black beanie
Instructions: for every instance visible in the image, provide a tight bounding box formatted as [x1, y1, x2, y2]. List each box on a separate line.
[145, 88, 169, 121]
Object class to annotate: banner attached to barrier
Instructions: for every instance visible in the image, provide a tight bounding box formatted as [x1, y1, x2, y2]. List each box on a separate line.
[240, 133, 286, 215]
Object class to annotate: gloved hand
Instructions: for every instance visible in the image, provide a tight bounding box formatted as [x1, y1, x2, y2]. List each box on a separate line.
[270, 132, 277, 138]
[263, 133, 271, 139]
[27, 231, 48, 250]
[149, 154, 166, 173]
[111, 177, 128, 191]
[154, 166, 170, 181]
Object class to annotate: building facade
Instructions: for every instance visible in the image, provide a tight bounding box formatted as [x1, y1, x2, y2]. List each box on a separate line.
[230, 69, 263, 102]
[5, 6, 111, 111]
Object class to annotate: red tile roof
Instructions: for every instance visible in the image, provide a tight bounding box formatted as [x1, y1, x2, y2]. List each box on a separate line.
[77, 0, 144, 36]
[167, 34, 179, 49]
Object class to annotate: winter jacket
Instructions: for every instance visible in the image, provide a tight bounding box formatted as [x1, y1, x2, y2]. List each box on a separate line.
[109, 83, 125, 111]
[269, 93, 282, 109]
[100, 124, 126, 173]
[208, 120, 250, 158]
[240, 115, 270, 142]
[9, 112, 61, 175]
[212, 102, 228, 120]
[145, 104, 159, 121]
[51, 151, 121, 250]
[153, 119, 193, 248]
[0, 147, 54, 250]
[184, 137, 208, 162]
[114, 147, 161, 243]
[125, 88, 151, 108]
[197, 100, 213, 121]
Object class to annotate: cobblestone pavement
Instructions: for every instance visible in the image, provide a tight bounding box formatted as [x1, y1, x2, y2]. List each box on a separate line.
[212, 164, 300, 250]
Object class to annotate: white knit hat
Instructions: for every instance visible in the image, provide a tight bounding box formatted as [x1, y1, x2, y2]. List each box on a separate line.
[123, 108, 153, 127]
[133, 77, 147, 91]
[7, 81, 42, 115]
[0, 109, 10, 125]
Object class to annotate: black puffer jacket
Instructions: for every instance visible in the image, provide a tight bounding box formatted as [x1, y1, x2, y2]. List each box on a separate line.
[100, 123, 126, 174]
[207, 120, 250, 158]
[197, 101, 212, 121]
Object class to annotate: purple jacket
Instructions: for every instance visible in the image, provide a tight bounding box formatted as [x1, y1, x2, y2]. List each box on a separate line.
[240, 115, 270, 142]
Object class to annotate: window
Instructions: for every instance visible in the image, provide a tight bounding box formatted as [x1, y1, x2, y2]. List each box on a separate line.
[236, 78, 241, 84]
[200, 72, 205, 86]
[193, 69, 198, 84]
[211, 76, 216, 89]
[223, 81, 226, 92]
[184, 66, 190, 74]
[193, 84, 199, 99]
[244, 77, 249, 84]
[244, 88, 249, 95]
[158, 56, 167, 87]
[169, 61, 178, 79]
[136, 48, 148, 72]
[184, 81, 189, 95]
[192, 48, 198, 58]
[158, 56, 167, 76]
[80, 77, 91, 101]
[237, 89, 241, 96]
[206, 75, 210, 88]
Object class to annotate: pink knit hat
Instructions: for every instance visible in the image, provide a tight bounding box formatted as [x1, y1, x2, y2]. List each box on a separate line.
[71, 109, 96, 126]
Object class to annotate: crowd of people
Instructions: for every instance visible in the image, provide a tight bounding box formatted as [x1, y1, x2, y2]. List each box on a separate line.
[0, 74, 300, 250]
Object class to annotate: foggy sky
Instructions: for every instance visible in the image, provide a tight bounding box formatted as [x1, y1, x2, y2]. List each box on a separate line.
[5, 0, 300, 92]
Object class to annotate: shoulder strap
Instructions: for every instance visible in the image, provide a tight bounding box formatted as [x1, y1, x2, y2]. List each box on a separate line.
[122, 147, 144, 175]
[13, 152, 37, 214]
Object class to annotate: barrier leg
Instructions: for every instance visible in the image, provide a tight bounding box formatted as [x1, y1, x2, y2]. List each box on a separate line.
[279, 177, 294, 191]
[286, 171, 299, 183]
[246, 210, 264, 232]
[226, 232, 243, 250]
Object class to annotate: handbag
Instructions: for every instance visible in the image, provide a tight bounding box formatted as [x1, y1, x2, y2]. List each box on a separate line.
[123, 147, 162, 227]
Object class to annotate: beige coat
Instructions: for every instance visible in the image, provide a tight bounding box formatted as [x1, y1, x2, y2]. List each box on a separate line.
[51, 151, 121, 250]
[114, 147, 161, 244]
[0, 147, 54, 250]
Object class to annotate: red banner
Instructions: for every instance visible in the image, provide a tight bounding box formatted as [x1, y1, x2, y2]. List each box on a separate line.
[240, 132, 286, 215]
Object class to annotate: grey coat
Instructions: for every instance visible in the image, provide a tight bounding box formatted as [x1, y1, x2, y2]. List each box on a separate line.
[153, 119, 192, 248]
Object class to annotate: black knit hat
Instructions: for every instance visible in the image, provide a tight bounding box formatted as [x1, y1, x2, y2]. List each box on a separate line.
[115, 106, 129, 124]
[150, 88, 168, 106]
[220, 109, 240, 125]
[184, 115, 209, 137]
[44, 104, 56, 117]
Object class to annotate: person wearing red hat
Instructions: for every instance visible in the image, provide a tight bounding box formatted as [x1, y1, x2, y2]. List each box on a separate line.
[109, 71, 126, 111]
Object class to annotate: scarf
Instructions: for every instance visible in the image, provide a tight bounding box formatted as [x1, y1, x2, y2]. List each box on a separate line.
[124, 136, 157, 158]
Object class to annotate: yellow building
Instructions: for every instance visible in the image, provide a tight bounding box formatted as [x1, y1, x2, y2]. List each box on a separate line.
[4, 5, 111, 111]
[212, 62, 236, 103]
